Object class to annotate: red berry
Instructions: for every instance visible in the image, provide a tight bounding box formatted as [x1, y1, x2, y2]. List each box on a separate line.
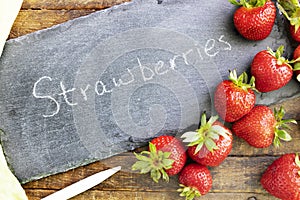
[230, 0, 276, 40]
[214, 70, 256, 122]
[181, 114, 233, 167]
[293, 45, 300, 82]
[290, 25, 300, 42]
[178, 163, 212, 199]
[232, 105, 296, 148]
[132, 135, 187, 183]
[261, 153, 300, 200]
[251, 46, 293, 92]
[150, 136, 187, 176]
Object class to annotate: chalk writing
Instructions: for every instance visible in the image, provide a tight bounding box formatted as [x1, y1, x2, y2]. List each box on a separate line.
[33, 76, 60, 118]
[32, 35, 231, 117]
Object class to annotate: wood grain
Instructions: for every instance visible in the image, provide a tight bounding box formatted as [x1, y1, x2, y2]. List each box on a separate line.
[25, 190, 278, 200]
[10, 10, 95, 39]
[9, 0, 130, 39]
[23, 154, 280, 199]
[7, 0, 300, 199]
[22, 154, 277, 192]
[21, 0, 131, 10]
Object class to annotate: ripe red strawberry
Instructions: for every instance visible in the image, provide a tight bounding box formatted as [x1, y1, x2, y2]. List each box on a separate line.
[278, 0, 300, 42]
[181, 113, 233, 167]
[251, 46, 294, 92]
[214, 70, 256, 122]
[261, 153, 300, 200]
[232, 105, 297, 148]
[132, 135, 187, 182]
[230, 0, 276, 40]
[177, 163, 212, 200]
[293, 45, 300, 82]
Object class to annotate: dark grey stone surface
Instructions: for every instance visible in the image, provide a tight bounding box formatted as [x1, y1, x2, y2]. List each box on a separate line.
[0, 0, 299, 183]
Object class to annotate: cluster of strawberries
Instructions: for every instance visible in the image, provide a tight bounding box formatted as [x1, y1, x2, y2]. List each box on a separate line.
[231, 0, 300, 81]
[132, 0, 300, 200]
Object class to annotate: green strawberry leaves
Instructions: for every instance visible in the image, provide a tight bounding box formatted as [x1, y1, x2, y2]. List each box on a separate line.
[273, 106, 297, 147]
[228, 70, 257, 92]
[267, 45, 300, 71]
[267, 45, 289, 66]
[294, 62, 300, 71]
[229, 0, 267, 8]
[177, 184, 201, 200]
[132, 142, 174, 183]
[278, 0, 300, 32]
[181, 113, 231, 154]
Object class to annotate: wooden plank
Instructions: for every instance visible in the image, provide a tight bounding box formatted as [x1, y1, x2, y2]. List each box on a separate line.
[9, 0, 131, 39]
[21, 0, 130, 10]
[9, 10, 95, 39]
[25, 189, 278, 200]
[23, 154, 279, 193]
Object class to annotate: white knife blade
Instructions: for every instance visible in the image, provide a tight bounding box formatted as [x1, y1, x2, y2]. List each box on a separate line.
[0, 0, 23, 57]
[41, 166, 121, 200]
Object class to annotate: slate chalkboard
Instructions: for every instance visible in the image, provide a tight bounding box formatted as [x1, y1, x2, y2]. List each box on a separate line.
[0, 0, 299, 183]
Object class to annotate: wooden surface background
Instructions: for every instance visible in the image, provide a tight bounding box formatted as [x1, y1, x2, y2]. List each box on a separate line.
[7, 0, 300, 199]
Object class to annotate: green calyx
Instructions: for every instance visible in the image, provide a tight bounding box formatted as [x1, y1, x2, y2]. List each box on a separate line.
[267, 45, 295, 68]
[273, 106, 297, 147]
[295, 153, 300, 176]
[177, 184, 201, 200]
[131, 142, 174, 183]
[181, 113, 231, 154]
[293, 62, 300, 71]
[229, 0, 267, 8]
[228, 69, 257, 92]
[278, 0, 300, 32]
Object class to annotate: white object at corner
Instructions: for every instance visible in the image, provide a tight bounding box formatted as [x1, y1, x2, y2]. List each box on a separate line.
[0, 144, 28, 200]
[41, 166, 122, 200]
[0, 0, 23, 57]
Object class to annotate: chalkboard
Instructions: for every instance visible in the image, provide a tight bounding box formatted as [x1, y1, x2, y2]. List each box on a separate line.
[0, 0, 299, 183]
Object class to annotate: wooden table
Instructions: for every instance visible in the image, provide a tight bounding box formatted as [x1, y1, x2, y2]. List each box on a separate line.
[8, 0, 300, 199]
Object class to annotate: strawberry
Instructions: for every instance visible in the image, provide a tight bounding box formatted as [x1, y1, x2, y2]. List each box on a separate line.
[251, 45, 294, 92]
[277, 0, 300, 42]
[261, 153, 300, 200]
[229, 0, 276, 40]
[214, 70, 256, 122]
[293, 44, 300, 82]
[177, 163, 212, 200]
[132, 135, 187, 182]
[181, 113, 233, 166]
[232, 105, 297, 148]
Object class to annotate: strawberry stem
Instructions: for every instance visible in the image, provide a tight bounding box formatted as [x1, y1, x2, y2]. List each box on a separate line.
[132, 142, 174, 183]
[273, 106, 297, 147]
